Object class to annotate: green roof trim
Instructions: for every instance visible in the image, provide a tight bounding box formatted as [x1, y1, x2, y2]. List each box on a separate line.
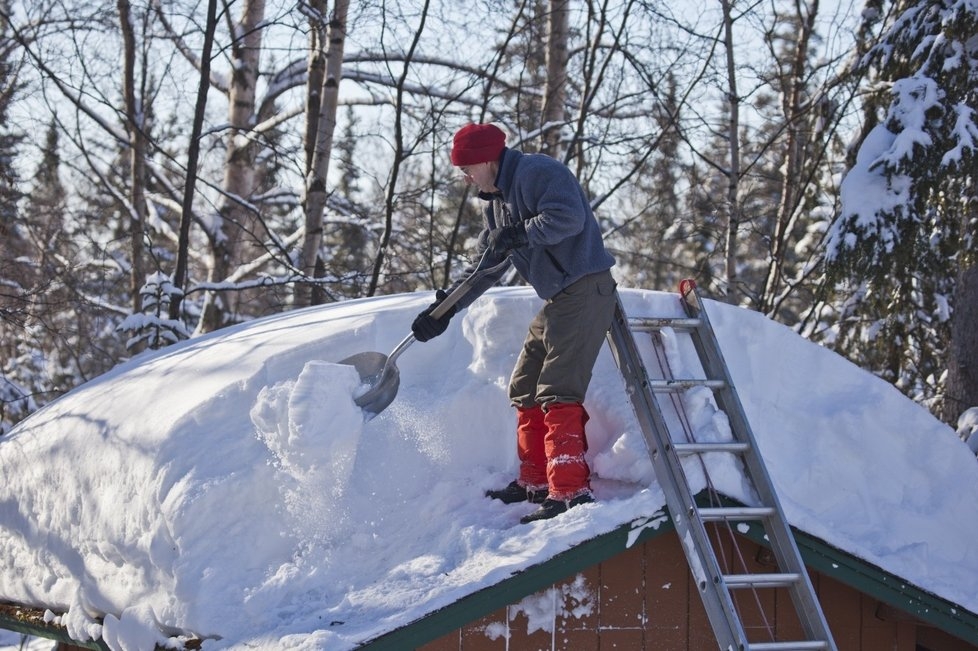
[0, 602, 108, 650]
[360, 495, 978, 649]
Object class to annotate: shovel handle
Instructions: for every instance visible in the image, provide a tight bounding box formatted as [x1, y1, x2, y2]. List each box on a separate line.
[385, 252, 509, 371]
[430, 249, 511, 320]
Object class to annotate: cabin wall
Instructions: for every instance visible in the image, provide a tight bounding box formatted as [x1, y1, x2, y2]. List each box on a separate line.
[420, 528, 975, 651]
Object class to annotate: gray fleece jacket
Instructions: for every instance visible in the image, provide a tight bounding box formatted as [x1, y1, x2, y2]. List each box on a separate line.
[454, 147, 616, 308]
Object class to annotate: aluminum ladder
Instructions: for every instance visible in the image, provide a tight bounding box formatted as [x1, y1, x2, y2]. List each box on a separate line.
[605, 280, 837, 651]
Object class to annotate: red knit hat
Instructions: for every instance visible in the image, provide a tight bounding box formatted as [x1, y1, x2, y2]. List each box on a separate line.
[450, 123, 506, 166]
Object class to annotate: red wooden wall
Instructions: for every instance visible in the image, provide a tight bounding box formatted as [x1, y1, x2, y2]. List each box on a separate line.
[420, 528, 976, 651]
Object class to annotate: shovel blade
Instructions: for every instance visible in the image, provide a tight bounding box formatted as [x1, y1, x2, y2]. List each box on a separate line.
[339, 351, 400, 420]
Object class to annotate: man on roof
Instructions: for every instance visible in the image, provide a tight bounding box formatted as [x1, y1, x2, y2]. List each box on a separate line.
[411, 123, 618, 523]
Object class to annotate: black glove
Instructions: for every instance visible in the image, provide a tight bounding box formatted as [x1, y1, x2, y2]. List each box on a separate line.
[486, 221, 528, 257]
[411, 290, 458, 342]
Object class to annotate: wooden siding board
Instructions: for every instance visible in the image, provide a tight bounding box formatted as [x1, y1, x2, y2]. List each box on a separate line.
[642, 625, 682, 651]
[917, 625, 978, 651]
[506, 608, 552, 650]
[552, 626, 599, 650]
[598, 540, 645, 631]
[425, 613, 502, 650]
[596, 627, 646, 649]
[558, 565, 600, 633]
[860, 592, 901, 651]
[686, 567, 714, 651]
[687, 616, 720, 651]
[819, 573, 862, 650]
[895, 621, 917, 651]
[645, 531, 691, 649]
[731, 538, 780, 644]
[773, 586, 804, 645]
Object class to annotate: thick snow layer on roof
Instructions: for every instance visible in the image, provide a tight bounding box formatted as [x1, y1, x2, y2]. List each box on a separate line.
[1, 287, 976, 650]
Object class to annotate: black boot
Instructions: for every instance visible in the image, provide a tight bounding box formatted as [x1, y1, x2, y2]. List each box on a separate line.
[485, 480, 548, 505]
[520, 493, 594, 524]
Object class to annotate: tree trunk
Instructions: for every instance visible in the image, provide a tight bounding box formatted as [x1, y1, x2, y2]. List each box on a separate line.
[117, 0, 147, 316]
[720, 0, 741, 303]
[303, 0, 328, 178]
[944, 262, 978, 426]
[169, 0, 217, 322]
[199, 0, 266, 332]
[297, 0, 349, 308]
[540, 0, 569, 157]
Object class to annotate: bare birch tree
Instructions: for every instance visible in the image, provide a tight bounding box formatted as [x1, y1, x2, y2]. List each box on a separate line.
[719, 0, 743, 302]
[297, 0, 349, 308]
[116, 0, 148, 316]
[540, 0, 569, 156]
[197, 0, 268, 332]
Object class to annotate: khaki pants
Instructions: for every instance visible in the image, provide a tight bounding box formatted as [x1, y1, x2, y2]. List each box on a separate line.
[509, 269, 617, 407]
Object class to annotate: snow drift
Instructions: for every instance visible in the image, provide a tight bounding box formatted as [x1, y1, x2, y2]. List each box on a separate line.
[1, 287, 976, 650]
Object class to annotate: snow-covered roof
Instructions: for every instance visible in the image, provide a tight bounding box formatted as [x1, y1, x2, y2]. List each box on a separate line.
[1, 287, 976, 650]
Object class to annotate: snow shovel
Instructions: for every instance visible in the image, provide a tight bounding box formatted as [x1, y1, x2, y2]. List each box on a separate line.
[341, 249, 511, 420]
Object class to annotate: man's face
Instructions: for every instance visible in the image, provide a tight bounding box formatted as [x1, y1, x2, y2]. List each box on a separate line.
[458, 162, 498, 193]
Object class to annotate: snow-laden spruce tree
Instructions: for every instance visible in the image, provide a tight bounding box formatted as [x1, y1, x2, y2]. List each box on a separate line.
[825, 0, 977, 425]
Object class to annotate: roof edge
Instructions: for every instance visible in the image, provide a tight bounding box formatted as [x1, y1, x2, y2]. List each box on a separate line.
[0, 601, 107, 650]
[359, 496, 978, 649]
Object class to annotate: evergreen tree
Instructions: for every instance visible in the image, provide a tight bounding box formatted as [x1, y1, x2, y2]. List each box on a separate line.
[825, 0, 978, 422]
[320, 106, 374, 299]
[0, 121, 70, 433]
[5, 120, 127, 429]
[0, 0, 25, 274]
[0, 0, 32, 434]
[0, 36, 20, 236]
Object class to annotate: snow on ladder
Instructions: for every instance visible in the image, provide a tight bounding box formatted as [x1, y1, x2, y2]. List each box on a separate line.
[605, 280, 837, 651]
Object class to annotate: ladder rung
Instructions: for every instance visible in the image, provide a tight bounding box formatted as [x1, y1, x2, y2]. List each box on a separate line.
[724, 573, 801, 589]
[699, 506, 775, 521]
[750, 642, 830, 650]
[672, 441, 751, 454]
[647, 378, 726, 391]
[630, 316, 702, 331]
